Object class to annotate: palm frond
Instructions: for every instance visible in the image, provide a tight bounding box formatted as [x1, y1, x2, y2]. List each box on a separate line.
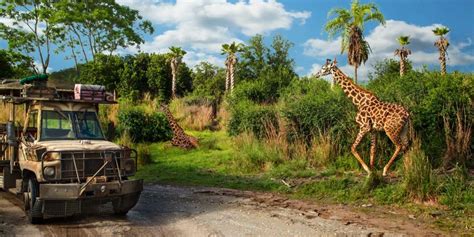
[432, 27, 450, 36]
[397, 35, 410, 46]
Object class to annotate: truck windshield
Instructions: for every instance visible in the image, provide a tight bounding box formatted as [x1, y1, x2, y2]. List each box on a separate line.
[41, 111, 104, 140]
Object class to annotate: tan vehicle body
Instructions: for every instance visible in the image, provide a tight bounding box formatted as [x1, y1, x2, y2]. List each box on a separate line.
[0, 82, 142, 223]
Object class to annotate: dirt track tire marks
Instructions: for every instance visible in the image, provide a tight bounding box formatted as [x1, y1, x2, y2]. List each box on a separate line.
[0, 185, 443, 236]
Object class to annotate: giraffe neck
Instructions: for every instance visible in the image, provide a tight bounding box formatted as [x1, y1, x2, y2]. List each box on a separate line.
[162, 106, 185, 135]
[331, 67, 378, 108]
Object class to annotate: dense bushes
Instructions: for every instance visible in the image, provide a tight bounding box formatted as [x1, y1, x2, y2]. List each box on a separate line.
[230, 59, 473, 171]
[228, 100, 278, 138]
[367, 60, 473, 168]
[280, 78, 355, 145]
[117, 107, 172, 143]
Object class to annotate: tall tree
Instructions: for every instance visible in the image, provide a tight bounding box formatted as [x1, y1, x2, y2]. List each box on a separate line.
[0, 49, 34, 78]
[237, 34, 267, 81]
[53, 0, 154, 61]
[221, 42, 244, 93]
[394, 36, 411, 77]
[433, 27, 450, 75]
[325, 0, 385, 83]
[167, 46, 186, 99]
[0, 0, 65, 74]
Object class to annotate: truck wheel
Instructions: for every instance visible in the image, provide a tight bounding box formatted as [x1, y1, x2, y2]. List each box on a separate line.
[112, 193, 140, 216]
[24, 178, 43, 224]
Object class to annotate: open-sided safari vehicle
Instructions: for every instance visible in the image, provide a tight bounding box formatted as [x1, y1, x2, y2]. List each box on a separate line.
[0, 75, 142, 223]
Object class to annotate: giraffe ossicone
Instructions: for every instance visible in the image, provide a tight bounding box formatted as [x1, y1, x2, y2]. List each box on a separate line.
[315, 58, 411, 176]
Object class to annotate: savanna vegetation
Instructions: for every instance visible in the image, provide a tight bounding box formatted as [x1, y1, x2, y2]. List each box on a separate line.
[1, 0, 472, 234]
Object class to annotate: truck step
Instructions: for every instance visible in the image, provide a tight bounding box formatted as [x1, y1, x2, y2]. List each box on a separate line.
[8, 188, 20, 195]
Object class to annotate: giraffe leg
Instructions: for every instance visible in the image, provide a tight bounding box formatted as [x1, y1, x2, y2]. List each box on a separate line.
[370, 132, 377, 169]
[351, 127, 371, 175]
[383, 131, 403, 176]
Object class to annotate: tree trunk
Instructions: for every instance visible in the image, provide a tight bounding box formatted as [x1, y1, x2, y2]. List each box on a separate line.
[70, 45, 79, 73]
[225, 60, 230, 92]
[72, 26, 89, 62]
[171, 59, 177, 99]
[354, 64, 358, 84]
[400, 57, 405, 77]
[230, 63, 235, 93]
[440, 50, 446, 75]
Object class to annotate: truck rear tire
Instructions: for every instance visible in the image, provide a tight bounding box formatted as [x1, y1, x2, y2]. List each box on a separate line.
[112, 193, 140, 216]
[24, 178, 43, 224]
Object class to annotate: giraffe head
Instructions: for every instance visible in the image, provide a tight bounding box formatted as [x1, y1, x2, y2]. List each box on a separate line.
[314, 58, 338, 77]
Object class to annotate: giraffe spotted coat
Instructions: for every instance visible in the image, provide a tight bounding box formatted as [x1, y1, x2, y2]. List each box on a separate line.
[316, 59, 411, 176]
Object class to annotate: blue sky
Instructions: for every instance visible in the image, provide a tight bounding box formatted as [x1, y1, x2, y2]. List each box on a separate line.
[1, 0, 473, 80]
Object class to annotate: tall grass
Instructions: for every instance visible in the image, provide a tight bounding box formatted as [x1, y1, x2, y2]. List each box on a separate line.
[232, 116, 334, 174]
[403, 139, 437, 202]
[443, 110, 472, 169]
[169, 99, 213, 131]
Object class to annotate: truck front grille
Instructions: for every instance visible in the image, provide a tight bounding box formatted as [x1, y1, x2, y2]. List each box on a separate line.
[60, 151, 124, 180]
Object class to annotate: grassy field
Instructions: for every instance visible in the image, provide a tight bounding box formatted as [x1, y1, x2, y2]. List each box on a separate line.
[135, 130, 473, 234]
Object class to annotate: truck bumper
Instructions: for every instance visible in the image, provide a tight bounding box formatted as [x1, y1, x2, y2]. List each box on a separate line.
[37, 179, 143, 218]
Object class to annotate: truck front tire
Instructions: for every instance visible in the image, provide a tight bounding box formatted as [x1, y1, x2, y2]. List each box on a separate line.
[24, 178, 43, 224]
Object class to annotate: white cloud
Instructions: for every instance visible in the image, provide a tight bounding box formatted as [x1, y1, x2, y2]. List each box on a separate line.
[117, 0, 310, 64]
[0, 16, 46, 35]
[303, 38, 342, 57]
[303, 20, 474, 81]
[184, 51, 224, 68]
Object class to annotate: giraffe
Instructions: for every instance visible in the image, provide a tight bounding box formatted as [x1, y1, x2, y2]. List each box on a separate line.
[160, 104, 198, 149]
[315, 59, 411, 176]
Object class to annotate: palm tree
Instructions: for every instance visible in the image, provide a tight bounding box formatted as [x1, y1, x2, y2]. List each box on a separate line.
[221, 42, 244, 93]
[325, 0, 385, 83]
[433, 27, 450, 75]
[394, 36, 412, 76]
[168, 46, 186, 98]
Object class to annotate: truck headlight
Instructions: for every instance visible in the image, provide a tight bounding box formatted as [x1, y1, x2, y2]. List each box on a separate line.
[43, 166, 55, 177]
[124, 160, 135, 173]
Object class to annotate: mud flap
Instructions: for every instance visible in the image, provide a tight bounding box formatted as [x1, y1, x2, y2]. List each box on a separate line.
[112, 192, 141, 215]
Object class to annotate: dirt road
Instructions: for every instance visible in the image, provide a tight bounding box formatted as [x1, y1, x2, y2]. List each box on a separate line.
[0, 185, 442, 236]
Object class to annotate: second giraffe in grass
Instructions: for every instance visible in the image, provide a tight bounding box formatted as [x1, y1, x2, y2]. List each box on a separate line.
[160, 104, 199, 149]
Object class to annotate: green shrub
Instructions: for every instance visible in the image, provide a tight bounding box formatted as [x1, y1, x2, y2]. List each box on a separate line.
[136, 143, 153, 166]
[439, 165, 473, 210]
[368, 62, 473, 167]
[280, 78, 356, 154]
[118, 107, 172, 142]
[402, 140, 437, 201]
[228, 100, 278, 138]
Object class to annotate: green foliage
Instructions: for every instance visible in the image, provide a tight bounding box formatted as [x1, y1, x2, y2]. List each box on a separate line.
[228, 100, 278, 138]
[432, 27, 450, 36]
[0, 0, 64, 73]
[76, 53, 192, 101]
[192, 62, 226, 100]
[53, 1, 153, 59]
[368, 60, 473, 166]
[119, 54, 151, 100]
[439, 165, 473, 210]
[0, 49, 33, 78]
[397, 35, 410, 46]
[280, 78, 355, 145]
[136, 143, 153, 167]
[236, 34, 297, 92]
[147, 53, 172, 100]
[117, 107, 172, 143]
[78, 54, 124, 91]
[403, 141, 437, 201]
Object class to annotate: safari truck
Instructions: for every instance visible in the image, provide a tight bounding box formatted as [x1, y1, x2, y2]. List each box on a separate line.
[0, 75, 142, 223]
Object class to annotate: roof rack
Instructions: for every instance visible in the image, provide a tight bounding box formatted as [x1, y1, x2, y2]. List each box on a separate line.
[0, 77, 116, 104]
